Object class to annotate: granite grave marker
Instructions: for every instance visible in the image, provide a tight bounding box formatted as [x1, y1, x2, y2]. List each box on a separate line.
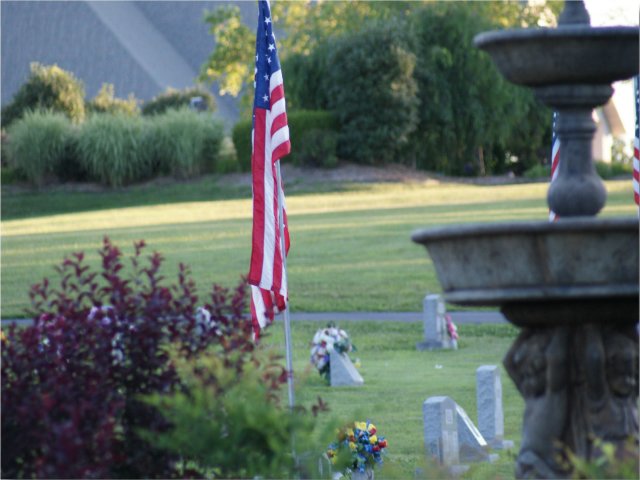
[330, 350, 364, 387]
[423, 396, 459, 466]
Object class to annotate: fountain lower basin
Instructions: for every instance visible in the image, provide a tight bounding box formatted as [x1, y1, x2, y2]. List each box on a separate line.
[412, 217, 638, 326]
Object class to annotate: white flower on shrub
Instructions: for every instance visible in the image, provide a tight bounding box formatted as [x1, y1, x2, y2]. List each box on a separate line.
[195, 306, 220, 337]
[88, 305, 115, 326]
[87, 305, 125, 364]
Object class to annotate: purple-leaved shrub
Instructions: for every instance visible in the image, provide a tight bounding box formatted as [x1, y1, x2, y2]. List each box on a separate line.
[1, 237, 284, 479]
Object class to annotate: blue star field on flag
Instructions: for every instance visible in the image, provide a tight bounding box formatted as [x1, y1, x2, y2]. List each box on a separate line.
[254, 1, 281, 110]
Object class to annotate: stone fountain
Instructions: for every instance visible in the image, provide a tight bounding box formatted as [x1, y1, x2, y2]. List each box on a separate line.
[412, 2, 639, 478]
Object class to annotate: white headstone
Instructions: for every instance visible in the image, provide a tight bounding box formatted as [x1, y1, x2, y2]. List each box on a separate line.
[455, 404, 492, 462]
[330, 350, 364, 387]
[476, 365, 508, 449]
[423, 396, 459, 466]
[417, 294, 455, 351]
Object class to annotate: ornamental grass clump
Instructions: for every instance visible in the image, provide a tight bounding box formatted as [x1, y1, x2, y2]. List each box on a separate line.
[76, 113, 148, 187]
[146, 107, 224, 178]
[6, 110, 73, 186]
[0, 237, 271, 479]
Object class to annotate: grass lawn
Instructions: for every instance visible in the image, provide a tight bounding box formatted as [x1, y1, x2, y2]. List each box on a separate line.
[262, 321, 522, 479]
[2, 175, 635, 478]
[1, 178, 636, 318]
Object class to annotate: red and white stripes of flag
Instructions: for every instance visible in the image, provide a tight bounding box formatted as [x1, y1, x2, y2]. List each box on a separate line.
[633, 76, 639, 211]
[248, 0, 291, 340]
[549, 112, 560, 222]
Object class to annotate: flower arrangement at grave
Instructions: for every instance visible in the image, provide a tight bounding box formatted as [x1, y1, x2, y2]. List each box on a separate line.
[310, 322, 356, 381]
[445, 313, 459, 348]
[326, 421, 388, 476]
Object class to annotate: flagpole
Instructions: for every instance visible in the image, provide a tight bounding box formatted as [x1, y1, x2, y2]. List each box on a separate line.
[276, 160, 295, 410]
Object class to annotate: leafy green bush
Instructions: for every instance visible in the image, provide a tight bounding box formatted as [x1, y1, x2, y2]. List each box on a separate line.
[1, 166, 23, 185]
[232, 118, 253, 171]
[5, 110, 73, 186]
[296, 128, 338, 168]
[215, 137, 241, 174]
[1, 129, 9, 166]
[87, 83, 140, 116]
[232, 110, 338, 171]
[523, 160, 632, 181]
[324, 22, 419, 165]
[289, 110, 338, 137]
[76, 113, 148, 187]
[142, 87, 216, 116]
[567, 437, 639, 479]
[145, 108, 224, 178]
[523, 163, 551, 179]
[282, 47, 331, 111]
[142, 350, 338, 479]
[1, 63, 86, 128]
[595, 160, 633, 179]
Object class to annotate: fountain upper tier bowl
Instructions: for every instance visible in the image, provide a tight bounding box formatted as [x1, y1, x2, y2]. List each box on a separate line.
[412, 218, 638, 325]
[474, 26, 639, 87]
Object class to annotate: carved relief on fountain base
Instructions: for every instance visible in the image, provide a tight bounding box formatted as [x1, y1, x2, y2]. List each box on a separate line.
[504, 323, 639, 479]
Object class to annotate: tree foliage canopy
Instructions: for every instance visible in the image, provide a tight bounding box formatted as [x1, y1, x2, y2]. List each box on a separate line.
[199, 6, 254, 97]
[201, 0, 559, 174]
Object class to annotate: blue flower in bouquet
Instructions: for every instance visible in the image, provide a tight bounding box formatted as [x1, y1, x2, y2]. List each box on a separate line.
[327, 421, 388, 475]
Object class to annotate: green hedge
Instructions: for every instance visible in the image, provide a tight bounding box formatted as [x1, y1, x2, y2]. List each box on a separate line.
[522, 163, 551, 179]
[595, 160, 633, 179]
[2, 63, 86, 128]
[6, 110, 74, 186]
[296, 129, 338, 168]
[523, 161, 632, 181]
[232, 119, 252, 171]
[232, 109, 338, 171]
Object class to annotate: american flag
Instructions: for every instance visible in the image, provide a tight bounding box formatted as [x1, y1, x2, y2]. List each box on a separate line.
[633, 76, 639, 209]
[248, 0, 291, 339]
[549, 112, 560, 222]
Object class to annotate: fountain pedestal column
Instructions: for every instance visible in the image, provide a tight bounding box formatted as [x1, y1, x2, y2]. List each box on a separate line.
[535, 85, 613, 217]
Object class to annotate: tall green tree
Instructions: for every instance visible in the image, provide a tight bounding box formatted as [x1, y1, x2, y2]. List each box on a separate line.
[324, 21, 419, 165]
[200, 0, 557, 174]
[199, 1, 417, 106]
[408, 2, 551, 174]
